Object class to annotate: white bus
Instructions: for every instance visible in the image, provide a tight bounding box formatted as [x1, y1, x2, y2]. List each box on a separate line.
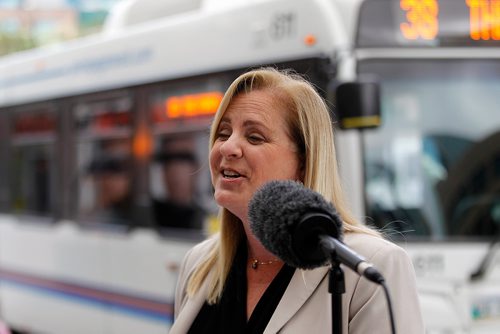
[0, 0, 499, 333]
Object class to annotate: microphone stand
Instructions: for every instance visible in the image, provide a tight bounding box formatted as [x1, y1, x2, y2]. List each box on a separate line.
[328, 251, 345, 334]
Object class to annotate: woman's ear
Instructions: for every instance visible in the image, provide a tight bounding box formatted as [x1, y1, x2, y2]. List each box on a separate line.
[298, 159, 305, 183]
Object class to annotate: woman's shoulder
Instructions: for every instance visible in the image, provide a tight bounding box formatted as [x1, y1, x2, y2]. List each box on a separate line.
[190, 235, 218, 254]
[175, 235, 218, 294]
[182, 235, 219, 270]
[343, 231, 411, 266]
[342, 233, 424, 333]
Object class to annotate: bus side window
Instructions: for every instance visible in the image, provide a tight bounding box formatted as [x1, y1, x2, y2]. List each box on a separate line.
[150, 134, 207, 230]
[147, 80, 228, 232]
[74, 96, 134, 227]
[9, 108, 58, 217]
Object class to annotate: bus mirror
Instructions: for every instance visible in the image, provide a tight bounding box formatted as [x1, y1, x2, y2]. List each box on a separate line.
[334, 80, 381, 130]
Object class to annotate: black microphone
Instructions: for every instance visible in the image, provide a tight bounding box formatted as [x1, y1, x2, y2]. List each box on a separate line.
[248, 180, 384, 284]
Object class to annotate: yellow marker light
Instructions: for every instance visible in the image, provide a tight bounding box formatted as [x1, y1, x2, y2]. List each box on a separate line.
[341, 116, 381, 129]
[166, 92, 223, 119]
[133, 126, 153, 159]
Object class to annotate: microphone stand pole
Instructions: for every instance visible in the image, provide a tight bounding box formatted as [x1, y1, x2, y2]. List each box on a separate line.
[328, 254, 345, 334]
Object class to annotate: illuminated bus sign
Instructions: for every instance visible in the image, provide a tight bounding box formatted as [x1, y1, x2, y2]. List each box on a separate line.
[357, 0, 500, 47]
[165, 92, 223, 119]
[13, 111, 57, 136]
[93, 111, 131, 129]
[467, 0, 500, 40]
[400, 0, 439, 40]
[74, 97, 133, 134]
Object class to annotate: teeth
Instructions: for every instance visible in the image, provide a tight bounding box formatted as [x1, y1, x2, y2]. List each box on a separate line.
[223, 170, 241, 178]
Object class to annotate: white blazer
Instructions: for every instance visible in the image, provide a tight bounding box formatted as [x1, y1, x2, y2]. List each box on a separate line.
[170, 232, 425, 334]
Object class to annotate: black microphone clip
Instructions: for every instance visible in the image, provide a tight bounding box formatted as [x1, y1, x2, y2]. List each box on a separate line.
[293, 211, 384, 285]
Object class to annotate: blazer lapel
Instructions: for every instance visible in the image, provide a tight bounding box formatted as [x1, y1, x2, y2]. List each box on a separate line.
[169, 279, 209, 334]
[263, 266, 329, 334]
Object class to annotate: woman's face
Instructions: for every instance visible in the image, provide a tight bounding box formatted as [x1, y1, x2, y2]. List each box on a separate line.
[210, 89, 302, 221]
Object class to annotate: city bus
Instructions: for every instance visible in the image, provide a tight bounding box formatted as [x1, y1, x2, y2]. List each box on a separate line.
[0, 0, 499, 333]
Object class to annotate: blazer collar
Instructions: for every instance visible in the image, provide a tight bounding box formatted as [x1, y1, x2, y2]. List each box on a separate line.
[171, 266, 329, 334]
[264, 266, 330, 333]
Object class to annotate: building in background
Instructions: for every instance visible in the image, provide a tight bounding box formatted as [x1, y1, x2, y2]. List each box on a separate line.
[0, 0, 123, 56]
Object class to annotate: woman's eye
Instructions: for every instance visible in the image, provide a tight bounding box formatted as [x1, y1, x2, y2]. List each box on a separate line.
[216, 131, 230, 140]
[248, 135, 264, 144]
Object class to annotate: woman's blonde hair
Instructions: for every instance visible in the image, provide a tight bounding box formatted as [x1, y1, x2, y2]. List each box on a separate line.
[187, 67, 379, 303]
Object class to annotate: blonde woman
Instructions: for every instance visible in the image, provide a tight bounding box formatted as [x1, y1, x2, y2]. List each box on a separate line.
[170, 68, 424, 333]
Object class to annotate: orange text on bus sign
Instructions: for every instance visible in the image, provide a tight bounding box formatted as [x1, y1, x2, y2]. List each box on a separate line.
[467, 0, 500, 40]
[95, 111, 131, 129]
[14, 113, 56, 135]
[166, 92, 223, 119]
[400, 0, 439, 40]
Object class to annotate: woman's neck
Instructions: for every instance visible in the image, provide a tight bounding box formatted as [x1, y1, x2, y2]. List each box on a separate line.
[245, 233, 278, 261]
[239, 215, 281, 262]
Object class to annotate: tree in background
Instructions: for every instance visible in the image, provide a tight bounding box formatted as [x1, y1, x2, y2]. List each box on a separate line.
[0, 0, 122, 56]
[0, 30, 36, 55]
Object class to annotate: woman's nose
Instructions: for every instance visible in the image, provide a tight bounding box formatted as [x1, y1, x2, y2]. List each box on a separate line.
[219, 134, 243, 159]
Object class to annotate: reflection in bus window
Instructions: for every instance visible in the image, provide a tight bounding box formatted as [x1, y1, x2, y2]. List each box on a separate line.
[360, 60, 500, 239]
[75, 96, 134, 226]
[150, 134, 208, 230]
[10, 109, 57, 216]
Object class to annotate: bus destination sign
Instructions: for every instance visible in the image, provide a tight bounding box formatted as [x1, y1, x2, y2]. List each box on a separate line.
[358, 0, 500, 47]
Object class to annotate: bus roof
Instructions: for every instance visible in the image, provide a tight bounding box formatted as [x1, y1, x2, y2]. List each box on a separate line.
[0, 0, 358, 108]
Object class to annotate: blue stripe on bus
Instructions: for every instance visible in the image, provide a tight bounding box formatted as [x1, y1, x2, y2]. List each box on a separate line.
[0, 274, 173, 325]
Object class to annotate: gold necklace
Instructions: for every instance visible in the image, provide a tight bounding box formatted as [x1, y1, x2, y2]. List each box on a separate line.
[249, 258, 280, 270]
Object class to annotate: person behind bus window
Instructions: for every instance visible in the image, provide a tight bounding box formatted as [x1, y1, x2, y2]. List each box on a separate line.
[152, 136, 205, 230]
[83, 139, 133, 225]
[170, 68, 424, 333]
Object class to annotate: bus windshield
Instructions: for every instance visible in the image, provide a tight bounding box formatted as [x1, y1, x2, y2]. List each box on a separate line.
[360, 59, 500, 240]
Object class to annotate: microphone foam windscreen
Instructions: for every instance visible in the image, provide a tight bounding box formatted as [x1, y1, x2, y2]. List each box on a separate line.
[248, 180, 342, 269]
